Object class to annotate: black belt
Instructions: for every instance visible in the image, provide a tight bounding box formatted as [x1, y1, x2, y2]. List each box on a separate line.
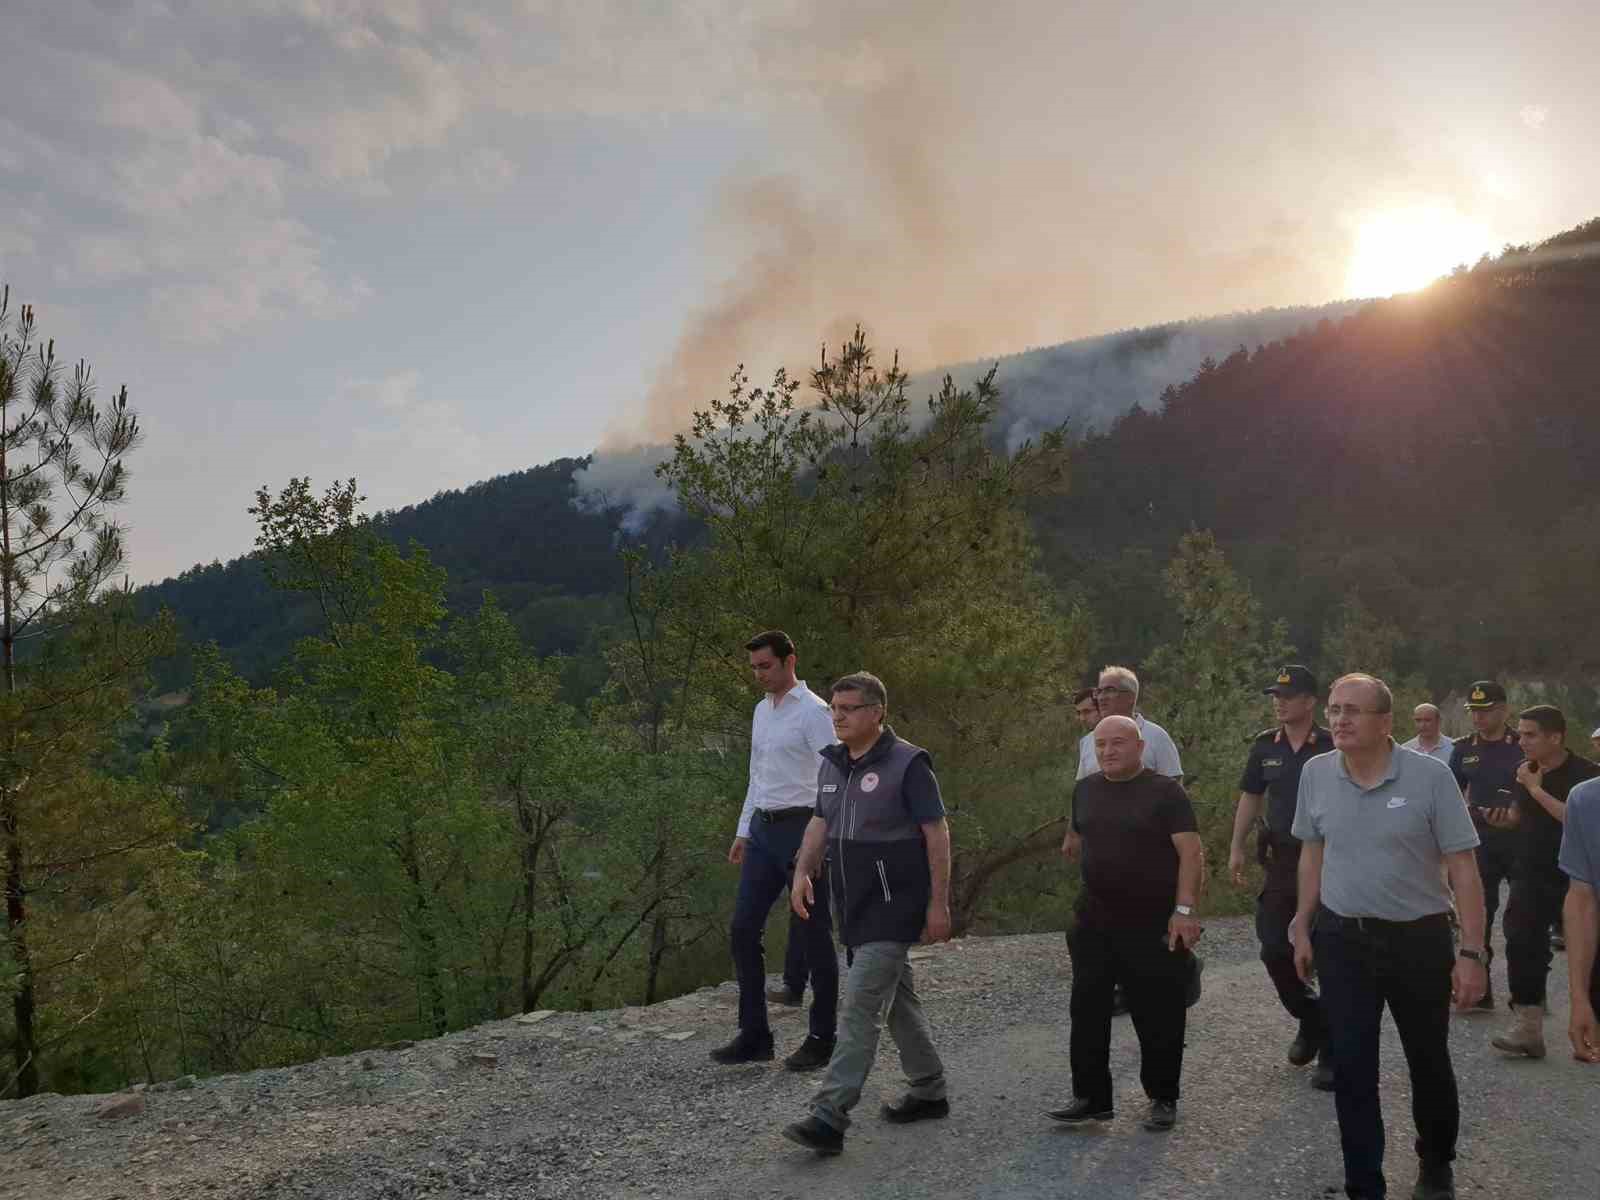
[758, 806, 814, 825]
[1316, 904, 1450, 934]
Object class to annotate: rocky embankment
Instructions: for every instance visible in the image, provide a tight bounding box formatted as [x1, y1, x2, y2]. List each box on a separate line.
[4, 917, 1596, 1199]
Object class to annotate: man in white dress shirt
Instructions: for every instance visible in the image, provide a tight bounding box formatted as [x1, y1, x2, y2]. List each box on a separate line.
[1401, 703, 1454, 764]
[1074, 666, 1183, 781]
[712, 631, 841, 1071]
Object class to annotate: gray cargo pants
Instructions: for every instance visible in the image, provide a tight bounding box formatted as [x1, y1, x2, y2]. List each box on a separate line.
[809, 940, 946, 1132]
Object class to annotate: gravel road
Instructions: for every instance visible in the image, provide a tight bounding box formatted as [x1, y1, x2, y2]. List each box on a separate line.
[4, 917, 1596, 1199]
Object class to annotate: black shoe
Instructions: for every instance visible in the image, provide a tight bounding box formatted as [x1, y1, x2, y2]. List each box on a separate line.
[781, 1114, 843, 1155]
[1045, 1097, 1113, 1124]
[767, 986, 804, 1005]
[1311, 1049, 1335, 1092]
[1287, 1021, 1319, 1067]
[783, 1035, 834, 1072]
[710, 1033, 774, 1064]
[1110, 985, 1129, 1017]
[1412, 1163, 1455, 1200]
[1551, 932, 1565, 952]
[1143, 1100, 1177, 1132]
[881, 1095, 950, 1124]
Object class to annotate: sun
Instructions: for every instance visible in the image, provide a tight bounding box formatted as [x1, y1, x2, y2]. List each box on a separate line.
[1345, 206, 1494, 298]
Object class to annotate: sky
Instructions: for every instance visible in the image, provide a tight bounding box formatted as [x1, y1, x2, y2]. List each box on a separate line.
[1, 1, 1596, 584]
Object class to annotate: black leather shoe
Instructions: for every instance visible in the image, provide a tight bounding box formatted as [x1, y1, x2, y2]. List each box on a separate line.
[1143, 1100, 1177, 1132]
[1045, 1097, 1113, 1124]
[881, 1095, 950, 1124]
[709, 1033, 774, 1064]
[782, 1114, 844, 1155]
[783, 1035, 834, 1072]
[767, 986, 804, 1005]
[1287, 1021, 1319, 1066]
[1311, 1049, 1335, 1092]
[1412, 1163, 1455, 1200]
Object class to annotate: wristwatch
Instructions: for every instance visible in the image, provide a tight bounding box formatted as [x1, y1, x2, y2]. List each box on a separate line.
[1458, 948, 1485, 963]
[1174, 905, 1194, 917]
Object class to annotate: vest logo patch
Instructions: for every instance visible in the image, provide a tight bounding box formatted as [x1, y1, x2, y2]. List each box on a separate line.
[1387, 796, 1408, 809]
[821, 784, 839, 793]
[1463, 755, 1480, 766]
[1263, 758, 1284, 768]
[860, 772, 881, 793]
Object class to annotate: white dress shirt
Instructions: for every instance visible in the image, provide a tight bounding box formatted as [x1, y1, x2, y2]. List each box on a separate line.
[1400, 733, 1454, 764]
[1075, 713, 1184, 780]
[736, 681, 837, 838]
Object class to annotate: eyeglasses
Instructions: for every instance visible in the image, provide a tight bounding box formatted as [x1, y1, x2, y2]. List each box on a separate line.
[830, 702, 881, 717]
[1325, 704, 1385, 720]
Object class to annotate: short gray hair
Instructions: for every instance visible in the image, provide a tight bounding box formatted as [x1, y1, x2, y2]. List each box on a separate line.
[1098, 664, 1139, 701]
[1331, 672, 1393, 714]
[832, 671, 887, 708]
[1413, 702, 1440, 718]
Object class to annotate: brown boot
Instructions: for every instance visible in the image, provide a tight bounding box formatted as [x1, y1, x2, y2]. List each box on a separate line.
[1490, 1004, 1546, 1058]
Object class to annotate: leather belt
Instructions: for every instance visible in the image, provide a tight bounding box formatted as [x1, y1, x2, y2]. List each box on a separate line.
[758, 806, 814, 825]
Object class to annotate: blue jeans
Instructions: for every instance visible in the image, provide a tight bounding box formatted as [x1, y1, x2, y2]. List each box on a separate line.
[731, 815, 838, 1042]
[1313, 907, 1458, 1199]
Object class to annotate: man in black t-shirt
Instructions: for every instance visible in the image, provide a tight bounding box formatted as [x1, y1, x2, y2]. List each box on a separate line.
[1449, 680, 1524, 1011]
[1048, 716, 1204, 1134]
[1487, 705, 1600, 1059]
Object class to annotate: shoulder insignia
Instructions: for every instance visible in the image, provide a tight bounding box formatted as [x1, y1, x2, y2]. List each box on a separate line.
[1252, 728, 1277, 742]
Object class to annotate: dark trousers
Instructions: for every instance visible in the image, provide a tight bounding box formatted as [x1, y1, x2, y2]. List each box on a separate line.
[1477, 833, 1517, 941]
[782, 909, 807, 996]
[730, 814, 838, 1043]
[1068, 906, 1188, 1107]
[1504, 868, 1568, 1008]
[1313, 907, 1458, 1200]
[1257, 843, 1324, 1031]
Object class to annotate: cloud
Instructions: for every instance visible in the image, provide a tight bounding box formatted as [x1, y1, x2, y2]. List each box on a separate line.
[338, 368, 487, 502]
[1520, 104, 1549, 131]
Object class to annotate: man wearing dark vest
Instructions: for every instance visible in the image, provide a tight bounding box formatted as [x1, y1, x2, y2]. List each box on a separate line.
[780, 672, 951, 1155]
[1448, 680, 1523, 1011]
[1228, 665, 1334, 1089]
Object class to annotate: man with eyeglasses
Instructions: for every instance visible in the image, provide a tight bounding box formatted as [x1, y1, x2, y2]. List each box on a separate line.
[1228, 665, 1334, 1090]
[781, 672, 952, 1155]
[1291, 674, 1486, 1200]
[1447, 680, 1523, 1011]
[713, 631, 841, 1071]
[1074, 665, 1183, 781]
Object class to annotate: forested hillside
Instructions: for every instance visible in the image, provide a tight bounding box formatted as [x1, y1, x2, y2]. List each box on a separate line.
[1041, 217, 1600, 687]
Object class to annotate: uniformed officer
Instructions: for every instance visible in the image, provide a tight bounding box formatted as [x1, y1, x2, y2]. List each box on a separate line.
[1228, 665, 1334, 1090]
[1448, 680, 1523, 1011]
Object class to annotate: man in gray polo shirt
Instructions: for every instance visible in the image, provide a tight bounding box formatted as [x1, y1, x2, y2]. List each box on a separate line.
[1291, 673, 1487, 1200]
[1559, 776, 1600, 1063]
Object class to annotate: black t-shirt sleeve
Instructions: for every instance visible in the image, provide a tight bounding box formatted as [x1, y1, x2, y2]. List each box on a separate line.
[1070, 778, 1084, 832]
[1160, 777, 1200, 837]
[903, 755, 946, 823]
[1239, 739, 1267, 795]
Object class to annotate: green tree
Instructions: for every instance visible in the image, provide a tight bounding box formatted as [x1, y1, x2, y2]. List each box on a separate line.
[1, 288, 171, 1097]
[642, 329, 1088, 930]
[1143, 531, 1292, 897]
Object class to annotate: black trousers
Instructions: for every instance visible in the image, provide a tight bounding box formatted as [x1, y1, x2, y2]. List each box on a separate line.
[1068, 906, 1188, 1107]
[1477, 832, 1517, 940]
[1504, 868, 1568, 1008]
[1257, 841, 1324, 1030]
[1313, 907, 1458, 1200]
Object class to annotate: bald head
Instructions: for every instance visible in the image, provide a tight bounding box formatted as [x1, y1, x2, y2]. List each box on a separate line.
[1093, 714, 1145, 780]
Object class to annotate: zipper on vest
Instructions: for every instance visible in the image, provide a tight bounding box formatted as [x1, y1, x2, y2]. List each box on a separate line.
[840, 765, 854, 925]
[875, 859, 892, 903]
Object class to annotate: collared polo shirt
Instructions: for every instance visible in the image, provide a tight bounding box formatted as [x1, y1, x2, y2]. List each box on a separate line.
[736, 681, 836, 838]
[1076, 713, 1183, 781]
[1400, 734, 1454, 765]
[1293, 742, 1480, 921]
[1560, 777, 1600, 888]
